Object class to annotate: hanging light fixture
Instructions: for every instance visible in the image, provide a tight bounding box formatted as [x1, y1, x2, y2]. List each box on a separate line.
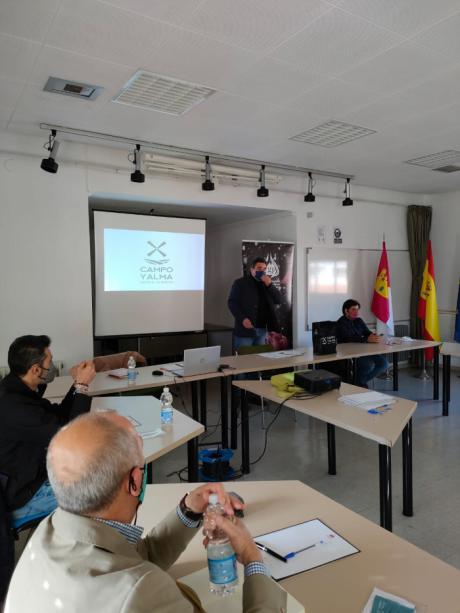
[257, 164, 269, 197]
[40, 130, 60, 173]
[342, 177, 353, 206]
[304, 172, 315, 202]
[130, 144, 145, 183]
[202, 155, 215, 191]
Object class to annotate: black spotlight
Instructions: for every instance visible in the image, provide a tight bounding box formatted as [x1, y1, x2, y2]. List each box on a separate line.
[130, 144, 145, 183]
[304, 172, 315, 202]
[257, 164, 269, 197]
[342, 177, 353, 206]
[202, 155, 215, 191]
[40, 130, 60, 174]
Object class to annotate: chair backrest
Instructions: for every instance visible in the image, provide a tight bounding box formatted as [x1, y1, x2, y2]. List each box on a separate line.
[235, 344, 274, 356]
[93, 351, 148, 372]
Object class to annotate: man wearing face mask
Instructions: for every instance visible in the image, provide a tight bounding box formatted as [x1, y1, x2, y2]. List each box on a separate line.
[336, 299, 388, 388]
[0, 334, 95, 523]
[6, 412, 285, 612]
[228, 256, 281, 350]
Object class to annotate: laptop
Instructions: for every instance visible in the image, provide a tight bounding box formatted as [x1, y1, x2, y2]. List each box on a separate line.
[172, 345, 221, 377]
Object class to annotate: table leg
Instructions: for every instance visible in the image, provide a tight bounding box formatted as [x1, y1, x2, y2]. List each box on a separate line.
[327, 424, 336, 475]
[187, 438, 198, 483]
[442, 354, 451, 416]
[433, 345, 439, 400]
[199, 380, 207, 427]
[379, 444, 392, 531]
[220, 377, 229, 449]
[241, 390, 250, 474]
[146, 462, 153, 484]
[231, 376, 238, 450]
[191, 382, 199, 422]
[402, 418, 413, 517]
[392, 352, 399, 391]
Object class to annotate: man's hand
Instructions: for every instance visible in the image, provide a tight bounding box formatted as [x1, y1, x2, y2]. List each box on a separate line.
[261, 274, 272, 287]
[242, 318, 254, 329]
[205, 515, 262, 566]
[367, 333, 382, 344]
[185, 483, 245, 516]
[73, 360, 96, 385]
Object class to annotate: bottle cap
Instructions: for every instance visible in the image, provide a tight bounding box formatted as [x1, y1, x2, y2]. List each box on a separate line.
[163, 387, 169, 392]
[208, 494, 218, 505]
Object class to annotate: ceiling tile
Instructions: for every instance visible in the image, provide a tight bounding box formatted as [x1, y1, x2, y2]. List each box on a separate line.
[288, 78, 378, 118]
[272, 8, 403, 76]
[339, 41, 456, 97]
[142, 29, 260, 91]
[96, 0, 204, 26]
[223, 58, 329, 106]
[412, 11, 460, 61]
[0, 0, 60, 42]
[29, 46, 134, 103]
[45, 0, 178, 67]
[0, 77, 26, 110]
[334, 0, 460, 37]
[183, 0, 331, 53]
[0, 34, 41, 81]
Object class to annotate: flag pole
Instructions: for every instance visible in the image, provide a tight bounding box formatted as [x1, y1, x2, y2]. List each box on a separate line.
[415, 349, 431, 380]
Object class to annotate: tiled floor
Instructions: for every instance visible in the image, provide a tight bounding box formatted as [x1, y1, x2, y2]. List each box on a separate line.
[153, 368, 460, 570]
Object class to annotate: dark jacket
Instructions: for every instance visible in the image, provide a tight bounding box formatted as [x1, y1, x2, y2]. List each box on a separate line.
[0, 374, 91, 510]
[228, 275, 282, 337]
[336, 315, 371, 343]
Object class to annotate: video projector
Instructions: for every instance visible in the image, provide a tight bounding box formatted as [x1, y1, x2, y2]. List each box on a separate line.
[294, 369, 341, 394]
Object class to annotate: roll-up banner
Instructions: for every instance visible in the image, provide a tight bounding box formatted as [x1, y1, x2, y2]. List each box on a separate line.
[242, 240, 295, 349]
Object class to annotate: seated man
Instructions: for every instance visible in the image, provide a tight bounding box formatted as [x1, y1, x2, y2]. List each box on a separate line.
[336, 299, 389, 388]
[6, 412, 285, 612]
[0, 335, 95, 523]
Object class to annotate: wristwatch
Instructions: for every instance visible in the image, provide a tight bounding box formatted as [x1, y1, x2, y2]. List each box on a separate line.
[179, 492, 204, 522]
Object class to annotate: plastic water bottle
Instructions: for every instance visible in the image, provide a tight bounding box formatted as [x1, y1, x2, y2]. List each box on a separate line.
[127, 355, 137, 384]
[205, 494, 238, 596]
[160, 387, 173, 429]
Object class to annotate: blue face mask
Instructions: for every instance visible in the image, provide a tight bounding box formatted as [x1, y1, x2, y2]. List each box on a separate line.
[138, 463, 148, 504]
[254, 270, 265, 280]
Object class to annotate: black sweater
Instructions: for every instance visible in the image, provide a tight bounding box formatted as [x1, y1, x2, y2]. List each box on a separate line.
[336, 315, 372, 344]
[228, 275, 281, 337]
[0, 374, 91, 510]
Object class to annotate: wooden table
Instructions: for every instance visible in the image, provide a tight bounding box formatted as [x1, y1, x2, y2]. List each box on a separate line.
[138, 481, 460, 613]
[440, 342, 460, 416]
[222, 339, 439, 448]
[233, 380, 417, 532]
[91, 396, 204, 481]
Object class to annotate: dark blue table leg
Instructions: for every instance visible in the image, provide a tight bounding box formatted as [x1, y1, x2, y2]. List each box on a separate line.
[402, 418, 413, 517]
[327, 424, 336, 475]
[379, 444, 392, 531]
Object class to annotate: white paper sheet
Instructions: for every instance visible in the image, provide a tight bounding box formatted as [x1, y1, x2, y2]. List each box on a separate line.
[255, 518, 359, 580]
[256, 349, 307, 359]
[339, 391, 396, 411]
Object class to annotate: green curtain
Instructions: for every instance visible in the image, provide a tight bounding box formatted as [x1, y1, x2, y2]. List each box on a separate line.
[407, 205, 432, 363]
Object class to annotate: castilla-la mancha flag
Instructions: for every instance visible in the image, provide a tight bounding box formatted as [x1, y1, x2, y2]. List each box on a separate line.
[417, 240, 440, 360]
[371, 241, 394, 336]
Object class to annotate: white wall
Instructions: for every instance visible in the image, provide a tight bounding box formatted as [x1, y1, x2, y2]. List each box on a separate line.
[0, 130, 425, 367]
[427, 190, 460, 340]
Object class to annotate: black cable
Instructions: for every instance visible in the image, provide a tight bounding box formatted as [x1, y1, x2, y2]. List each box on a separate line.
[249, 391, 321, 467]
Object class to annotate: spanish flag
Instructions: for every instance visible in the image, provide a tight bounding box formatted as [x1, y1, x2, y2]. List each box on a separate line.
[417, 240, 440, 360]
[371, 241, 394, 335]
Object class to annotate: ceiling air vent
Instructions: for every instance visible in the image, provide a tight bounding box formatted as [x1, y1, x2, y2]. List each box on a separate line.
[112, 70, 216, 116]
[404, 150, 460, 169]
[290, 120, 377, 148]
[43, 77, 103, 100]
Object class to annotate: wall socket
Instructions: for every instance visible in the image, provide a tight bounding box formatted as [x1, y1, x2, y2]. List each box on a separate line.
[307, 212, 314, 218]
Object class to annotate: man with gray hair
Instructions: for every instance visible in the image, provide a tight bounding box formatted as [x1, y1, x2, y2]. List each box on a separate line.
[5, 412, 285, 612]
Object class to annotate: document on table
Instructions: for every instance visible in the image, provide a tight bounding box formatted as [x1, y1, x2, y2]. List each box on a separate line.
[257, 349, 307, 359]
[339, 391, 396, 411]
[255, 518, 359, 580]
[362, 587, 417, 612]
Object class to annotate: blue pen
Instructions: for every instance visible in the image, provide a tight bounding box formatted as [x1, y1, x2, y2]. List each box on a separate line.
[284, 543, 316, 559]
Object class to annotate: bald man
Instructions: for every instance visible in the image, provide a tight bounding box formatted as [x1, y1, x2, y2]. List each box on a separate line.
[5, 412, 285, 612]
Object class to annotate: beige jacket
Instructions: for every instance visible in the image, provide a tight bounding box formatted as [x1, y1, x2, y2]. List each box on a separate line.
[6, 508, 286, 612]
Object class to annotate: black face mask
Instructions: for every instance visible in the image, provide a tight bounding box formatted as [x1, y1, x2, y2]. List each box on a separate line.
[39, 361, 58, 384]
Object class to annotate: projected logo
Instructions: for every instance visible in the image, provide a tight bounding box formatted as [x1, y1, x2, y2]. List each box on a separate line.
[145, 241, 169, 265]
[140, 240, 174, 284]
[266, 253, 280, 279]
